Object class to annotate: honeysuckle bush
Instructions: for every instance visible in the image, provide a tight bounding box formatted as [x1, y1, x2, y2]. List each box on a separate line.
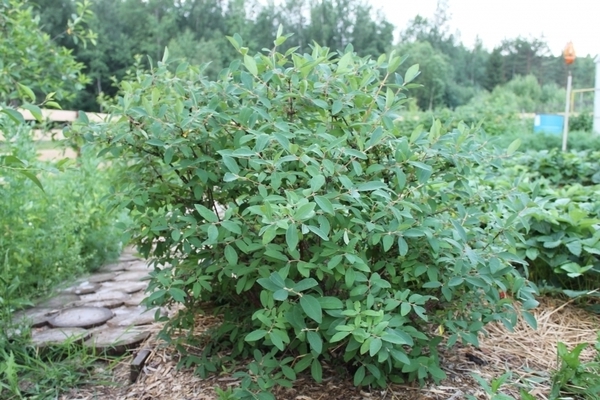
[81, 32, 539, 396]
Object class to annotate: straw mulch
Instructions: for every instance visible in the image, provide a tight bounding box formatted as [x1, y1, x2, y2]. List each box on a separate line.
[61, 297, 599, 400]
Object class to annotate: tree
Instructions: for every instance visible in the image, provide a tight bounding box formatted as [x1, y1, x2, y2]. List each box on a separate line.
[500, 36, 550, 82]
[484, 47, 506, 91]
[398, 41, 453, 110]
[0, 0, 92, 105]
[279, 0, 393, 56]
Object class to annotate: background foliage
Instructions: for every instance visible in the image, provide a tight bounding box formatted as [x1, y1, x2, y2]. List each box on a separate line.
[27, 0, 596, 115]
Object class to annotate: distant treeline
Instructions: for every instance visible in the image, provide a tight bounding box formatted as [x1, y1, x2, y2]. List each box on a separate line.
[31, 0, 595, 112]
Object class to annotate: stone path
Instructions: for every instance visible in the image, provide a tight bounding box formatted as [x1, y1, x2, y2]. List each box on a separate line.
[13, 249, 162, 355]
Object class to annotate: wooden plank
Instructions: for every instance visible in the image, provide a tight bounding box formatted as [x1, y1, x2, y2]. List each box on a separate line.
[17, 109, 109, 123]
[32, 129, 65, 140]
[19, 109, 78, 122]
[129, 348, 152, 383]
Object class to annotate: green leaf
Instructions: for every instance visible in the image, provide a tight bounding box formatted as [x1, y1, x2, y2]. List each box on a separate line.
[194, 204, 218, 223]
[522, 311, 537, 329]
[222, 221, 242, 234]
[262, 225, 278, 245]
[314, 196, 334, 215]
[222, 155, 240, 174]
[168, 287, 187, 302]
[207, 225, 219, 243]
[226, 35, 240, 51]
[245, 329, 268, 342]
[311, 358, 323, 383]
[17, 83, 36, 102]
[400, 302, 411, 316]
[330, 331, 351, 342]
[44, 101, 61, 109]
[18, 170, 44, 192]
[318, 296, 343, 309]
[244, 54, 258, 76]
[300, 295, 322, 323]
[257, 278, 281, 292]
[356, 181, 387, 191]
[294, 355, 313, 373]
[225, 245, 238, 266]
[21, 103, 43, 122]
[404, 64, 420, 84]
[269, 272, 286, 289]
[294, 203, 316, 221]
[286, 224, 299, 251]
[566, 241, 582, 256]
[398, 237, 408, 256]
[281, 366, 296, 381]
[307, 331, 323, 354]
[307, 225, 329, 240]
[369, 337, 382, 357]
[331, 100, 343, 115]
[353, 365, 366, 386]
[273, 289, 289, 301]
[146, 139, 165, 147]
[337, 52, 353, 73]
[382, 235, 394, 252]
[382, 329, 413, 345]
[269, 330, 285, 351]
[507, 138, 521, 155]
[293, 278, 318, 292]
[1, 107, 25, 123]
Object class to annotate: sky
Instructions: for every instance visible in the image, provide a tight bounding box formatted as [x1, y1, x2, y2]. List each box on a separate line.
[369, 0, 599, 58]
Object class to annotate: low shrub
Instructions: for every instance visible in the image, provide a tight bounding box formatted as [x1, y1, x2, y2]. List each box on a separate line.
[85, 35, 538, 396]
[510, 149, 600, 187]
[484, 150, 600, 294]
[569, 113, 593, 132]
[0, 114, 127, 302]
[493, 131, 600, 153]
[517, 184, 600, 291]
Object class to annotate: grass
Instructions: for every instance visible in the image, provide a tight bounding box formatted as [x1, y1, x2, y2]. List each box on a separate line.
[0, 325, 125, 399]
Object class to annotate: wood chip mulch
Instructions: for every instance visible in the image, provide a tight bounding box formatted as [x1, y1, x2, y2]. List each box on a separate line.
[60, 297, 600, 400]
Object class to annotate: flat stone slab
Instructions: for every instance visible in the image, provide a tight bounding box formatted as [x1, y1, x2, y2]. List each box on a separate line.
[80, 291, 129, 303]
[32, 327, 90, 347]
[37, 294, 80, 309]
[99, 262, 129, 272]
[119, 254, 141, 262]
[107, 306, 164, 327]
[124, 292, 148, 307]
[85, 327, 150, 355]
[75, 299, 124, 309]
[87, 272, 117, 283]
[63, 282, 101, 295]
[13, 308, 57, 327]
[124, 260, 151, 270]
[99, 281, 147, 294]
[113, 271, 149, 282]
[49, 306, 114, 329]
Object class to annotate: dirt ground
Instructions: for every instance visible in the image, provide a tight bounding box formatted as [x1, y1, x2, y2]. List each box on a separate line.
[58, 297, 599, 400]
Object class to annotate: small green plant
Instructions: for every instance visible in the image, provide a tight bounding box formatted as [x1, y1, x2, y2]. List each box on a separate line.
[550, 335, 600, 399]
[215, 386, 238, 400]
[468, 371, 538, 400]
[468, 372, 515, 400]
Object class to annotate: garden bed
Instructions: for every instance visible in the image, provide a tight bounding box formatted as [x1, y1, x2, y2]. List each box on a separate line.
[59, 297, 600, 399]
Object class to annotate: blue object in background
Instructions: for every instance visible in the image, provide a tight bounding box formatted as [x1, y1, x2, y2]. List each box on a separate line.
[534, 114, 564, 135]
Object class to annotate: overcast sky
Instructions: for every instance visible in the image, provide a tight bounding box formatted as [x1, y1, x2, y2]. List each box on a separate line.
[370, 0, 599, 57]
